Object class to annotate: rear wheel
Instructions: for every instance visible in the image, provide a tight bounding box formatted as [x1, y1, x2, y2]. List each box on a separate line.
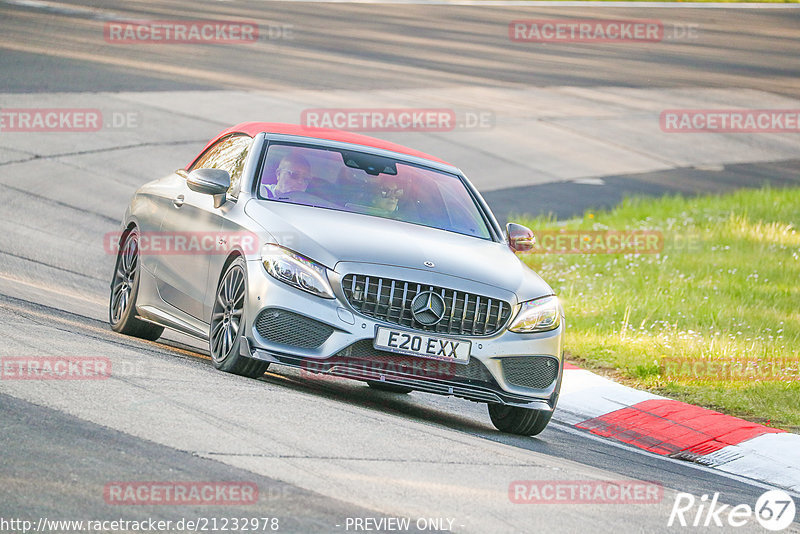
[366, 381, 413, 394]
[109, 229, 164, 341]
[209, 257, 269, 379]
[487, 403, 552, 436]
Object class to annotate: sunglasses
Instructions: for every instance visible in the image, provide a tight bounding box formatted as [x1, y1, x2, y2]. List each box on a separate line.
[278, 168, 308, 181]
[380, 187, 404, 199]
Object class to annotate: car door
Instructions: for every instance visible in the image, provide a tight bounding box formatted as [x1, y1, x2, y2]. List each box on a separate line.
[156, 134, 252, 321]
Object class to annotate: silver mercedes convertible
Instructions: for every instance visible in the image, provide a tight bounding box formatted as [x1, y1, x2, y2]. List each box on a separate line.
[109, 122, 565, 435]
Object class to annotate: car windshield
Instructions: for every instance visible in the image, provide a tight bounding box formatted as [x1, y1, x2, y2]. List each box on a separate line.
[256, 143, 492, 240]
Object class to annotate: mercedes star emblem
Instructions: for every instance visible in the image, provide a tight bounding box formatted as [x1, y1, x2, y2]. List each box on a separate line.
[411, 291, 446, 326]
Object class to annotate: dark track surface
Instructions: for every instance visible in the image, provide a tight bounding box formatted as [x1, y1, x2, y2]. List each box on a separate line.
[484, 158, 800, 221]
[1, 1, 799, 96]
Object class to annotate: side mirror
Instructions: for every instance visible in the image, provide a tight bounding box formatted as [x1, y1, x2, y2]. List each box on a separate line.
[187, 168, 230, 208]
[506, 223, 535, 252]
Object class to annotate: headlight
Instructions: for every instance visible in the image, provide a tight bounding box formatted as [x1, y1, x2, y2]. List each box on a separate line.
[261, 244, 334, 299]
[508, 296, 561, 333]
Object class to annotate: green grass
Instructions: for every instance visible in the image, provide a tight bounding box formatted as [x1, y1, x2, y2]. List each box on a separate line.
[515, 186, 800, 431]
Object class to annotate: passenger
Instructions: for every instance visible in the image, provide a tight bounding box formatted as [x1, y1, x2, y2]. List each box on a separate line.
[371, 177, 405, 214]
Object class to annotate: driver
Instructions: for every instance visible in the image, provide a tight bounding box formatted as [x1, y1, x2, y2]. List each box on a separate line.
[262, 155, 312, 199]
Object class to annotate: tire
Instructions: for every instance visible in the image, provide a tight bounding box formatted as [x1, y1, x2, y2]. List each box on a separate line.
[366, 381, 413, 394]
[487, 403, 553, 436]
[109, 229, 164, 341]
[209, 257, 269, 379]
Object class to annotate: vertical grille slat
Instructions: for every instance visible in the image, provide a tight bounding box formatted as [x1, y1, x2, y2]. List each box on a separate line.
[460, 293, 469, 335]
[388, 280, 397, 321]
[438, 288, 447, 334]
[472, 296, 481, 335]
[364, 275, 371, 313]
[448, 291, 457, 333]
[376, 278, 384, 317]
[483, 298, 493, 335]
[400, 282, 409, 326]
[341, 274, 512, 336]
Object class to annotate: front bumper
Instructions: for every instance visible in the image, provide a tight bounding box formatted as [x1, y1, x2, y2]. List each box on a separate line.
[241, 259, 565, 409]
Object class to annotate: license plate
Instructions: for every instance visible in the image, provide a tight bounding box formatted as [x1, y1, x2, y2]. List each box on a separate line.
[373, 327, 471, 364]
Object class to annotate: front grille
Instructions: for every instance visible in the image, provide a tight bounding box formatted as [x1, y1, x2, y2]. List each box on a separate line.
[254, 309, 334, 349]
[341, 274, 512, 336]
[333, 340, 495, 383]
[501, 357, 559, 389]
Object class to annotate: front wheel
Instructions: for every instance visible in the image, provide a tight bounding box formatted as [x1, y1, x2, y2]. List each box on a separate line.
[487, 403, 552, 436]
[209, 257, 269, 379]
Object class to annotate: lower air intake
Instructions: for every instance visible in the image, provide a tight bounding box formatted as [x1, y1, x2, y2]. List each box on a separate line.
[255, 309, 334, 349]
[501, 357, 559, 389]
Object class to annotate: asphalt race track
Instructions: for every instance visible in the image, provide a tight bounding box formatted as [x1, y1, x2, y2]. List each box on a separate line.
[1, 1, 799, 532]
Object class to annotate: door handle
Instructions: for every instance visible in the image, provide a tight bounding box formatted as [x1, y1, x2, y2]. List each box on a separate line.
[173, 195, 185, 208]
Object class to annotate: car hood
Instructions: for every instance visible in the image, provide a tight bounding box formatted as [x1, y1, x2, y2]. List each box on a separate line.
[244, 200, 553, 301]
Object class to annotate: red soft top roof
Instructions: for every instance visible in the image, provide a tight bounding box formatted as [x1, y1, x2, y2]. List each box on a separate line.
[189, 122, 448, 169]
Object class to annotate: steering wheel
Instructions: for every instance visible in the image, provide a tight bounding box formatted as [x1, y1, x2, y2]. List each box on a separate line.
[277, 190, 338, 209]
